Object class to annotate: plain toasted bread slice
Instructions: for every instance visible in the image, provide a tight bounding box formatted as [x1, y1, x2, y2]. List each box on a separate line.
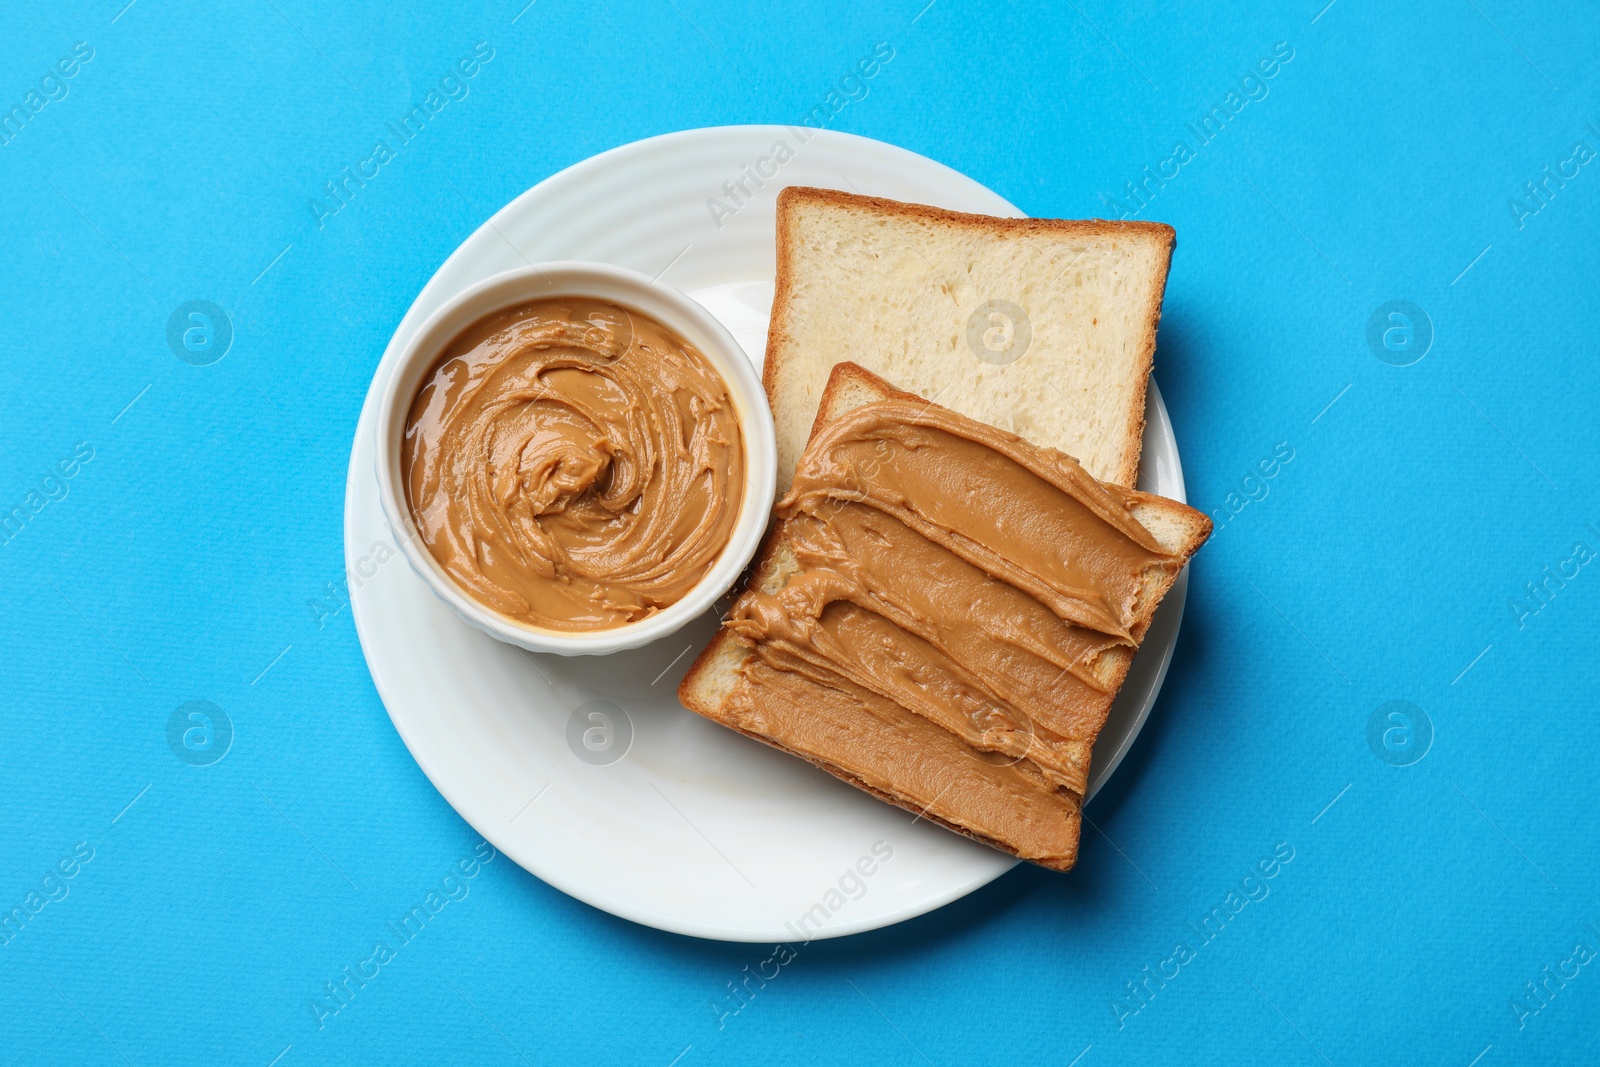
[680, 363, 1211, 870]
[765, 187, 1176, 494]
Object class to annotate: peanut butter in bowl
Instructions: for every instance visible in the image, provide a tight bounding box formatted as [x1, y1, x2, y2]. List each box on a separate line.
[400, 297, 745, 633]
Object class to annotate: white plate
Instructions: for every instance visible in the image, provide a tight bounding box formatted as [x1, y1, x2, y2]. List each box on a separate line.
[345, 127, 1191, 942]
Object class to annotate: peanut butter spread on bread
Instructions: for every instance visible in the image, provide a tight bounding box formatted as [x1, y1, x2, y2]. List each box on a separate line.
[722, 398, 1181, 864]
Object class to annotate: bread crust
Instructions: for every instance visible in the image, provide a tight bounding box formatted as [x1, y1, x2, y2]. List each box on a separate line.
[764, 185, 1177, 489]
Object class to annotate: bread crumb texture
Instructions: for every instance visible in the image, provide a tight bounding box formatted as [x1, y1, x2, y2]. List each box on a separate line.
[770, 194, 1169, 492]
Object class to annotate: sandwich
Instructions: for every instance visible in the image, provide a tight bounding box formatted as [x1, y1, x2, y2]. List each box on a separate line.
[680, 362, 1209, 870]
[678, 189, 1202, 870]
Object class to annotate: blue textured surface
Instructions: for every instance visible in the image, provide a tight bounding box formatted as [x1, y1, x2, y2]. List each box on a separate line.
[2, 1, 1598, 1063]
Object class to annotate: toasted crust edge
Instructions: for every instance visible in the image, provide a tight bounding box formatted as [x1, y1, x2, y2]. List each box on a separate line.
[763, 185, 1177, 489]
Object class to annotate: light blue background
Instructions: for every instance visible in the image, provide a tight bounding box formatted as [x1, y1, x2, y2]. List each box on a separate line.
[2, 0, 1597, 1063]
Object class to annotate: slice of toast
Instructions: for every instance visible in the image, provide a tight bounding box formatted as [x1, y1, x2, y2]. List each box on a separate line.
[680, 363, 1211, 870]
[765, 187, 1176, 494]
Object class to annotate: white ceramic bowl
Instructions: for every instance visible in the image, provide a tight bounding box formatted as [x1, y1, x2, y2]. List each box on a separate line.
[373, 262, 777, 656]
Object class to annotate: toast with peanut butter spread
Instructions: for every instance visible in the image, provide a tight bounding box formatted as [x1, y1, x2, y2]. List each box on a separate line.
[765, 187, 1175, 494]
[679, 363, 1210, 871]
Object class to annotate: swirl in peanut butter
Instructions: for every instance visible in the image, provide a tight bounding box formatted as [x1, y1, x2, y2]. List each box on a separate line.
[402, 298, 744, 632]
